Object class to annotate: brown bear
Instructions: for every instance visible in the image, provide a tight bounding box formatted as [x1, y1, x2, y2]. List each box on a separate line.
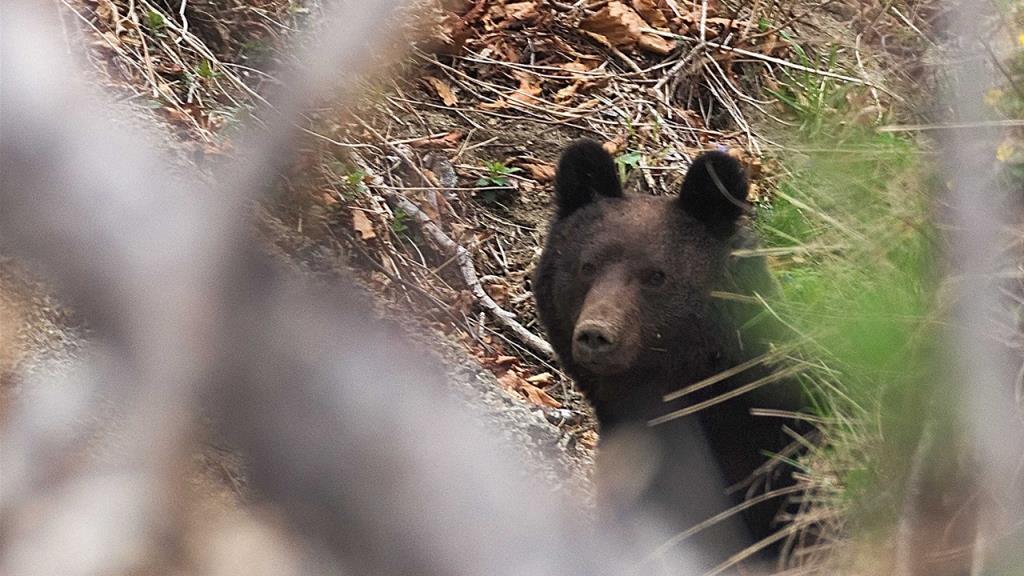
[533, 139, 805, 571]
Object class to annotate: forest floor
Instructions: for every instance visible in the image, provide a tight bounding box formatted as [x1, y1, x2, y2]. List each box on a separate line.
[0, 1, 952, 573]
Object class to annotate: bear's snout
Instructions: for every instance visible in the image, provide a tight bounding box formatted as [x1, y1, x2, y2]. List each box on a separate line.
[572, 317, 637, 373]
[574, 320, 618, 357]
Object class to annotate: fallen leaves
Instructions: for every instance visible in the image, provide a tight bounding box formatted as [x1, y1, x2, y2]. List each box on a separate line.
[630, 0, 669, 29]
[95, 0, 120, 28]
[552, 59, 606, 102]
[351, 210, 377, 241]
[518, 161, 556, 182]
[485, 282, 511, 307]
[484, 0, 548, 29]
[526, 372, 554, 386]
[485, 353, 562, 409]
[509, 71, 543, 104]
[602, 135, 627, 155]
[408, 130, 464, 149]
[498, 370, 561, 408]
[521, 381, 561, 408]
[581, 1, 675, 56]
[422, 75, 459, 106]
[503, 1, 541, 23]
[479, 70, 543, 110]
[426, 0, 777, 124]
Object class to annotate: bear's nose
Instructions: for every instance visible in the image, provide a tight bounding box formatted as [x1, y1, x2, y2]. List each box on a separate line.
[573, 321, 618, 359]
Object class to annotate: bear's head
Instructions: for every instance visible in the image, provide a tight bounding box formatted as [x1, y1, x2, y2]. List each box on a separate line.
[534, 139, 753, 426]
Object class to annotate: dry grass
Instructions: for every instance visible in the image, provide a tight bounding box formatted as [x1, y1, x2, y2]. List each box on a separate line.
[57, 0, 310, 150]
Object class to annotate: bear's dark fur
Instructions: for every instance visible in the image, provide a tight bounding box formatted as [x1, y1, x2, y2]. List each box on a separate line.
[534, 139, 804, 570]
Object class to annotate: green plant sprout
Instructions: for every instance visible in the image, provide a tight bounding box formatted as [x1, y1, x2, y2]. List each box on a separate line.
[390, 207, 409, 235]
[475, 160, 521, 188]
[614, 150, 642, 182]
[475, 160, 521, 205]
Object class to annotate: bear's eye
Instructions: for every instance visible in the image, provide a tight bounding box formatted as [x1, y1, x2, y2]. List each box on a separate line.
[643, 270, 667, 287]
[580, 262, 597, 277]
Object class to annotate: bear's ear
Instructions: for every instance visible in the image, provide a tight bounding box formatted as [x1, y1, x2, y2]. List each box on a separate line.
[554, 139, 623, 219]
[677, 150, 750, 238]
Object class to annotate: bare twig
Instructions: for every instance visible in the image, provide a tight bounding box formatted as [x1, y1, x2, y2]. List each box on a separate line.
[368, 173, 556, 359]
[699, 0, 709, 43]
[643, 29, 901, 99]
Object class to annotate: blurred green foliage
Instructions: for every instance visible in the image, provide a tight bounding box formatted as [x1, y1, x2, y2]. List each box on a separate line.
[757, 59, 941, 536]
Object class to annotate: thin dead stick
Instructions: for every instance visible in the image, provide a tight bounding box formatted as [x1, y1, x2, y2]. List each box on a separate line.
[651, 41, 708, 96]
[699, 0, 709, 43]
[348, 152, 555, 359]
[177, 0, 188, 39]
[855, 34, 883, 121]
[384, 192, 555, 360]
[347, 128, 554, 360]
[124, 0, 161, 100]
[642, 28, 899, 99]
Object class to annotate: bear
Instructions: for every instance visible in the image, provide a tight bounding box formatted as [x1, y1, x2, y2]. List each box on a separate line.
[533, 139, 805, 572]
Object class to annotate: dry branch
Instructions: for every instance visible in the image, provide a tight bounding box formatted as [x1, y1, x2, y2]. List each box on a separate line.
[642, 28, 900, 99]
[347, 150, 557, 360]
[385, 192, 554, 359]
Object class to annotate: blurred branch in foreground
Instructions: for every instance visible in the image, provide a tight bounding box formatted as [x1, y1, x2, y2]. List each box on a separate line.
[0, 2, 675, 575]
[894, 2, 1024, 574]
